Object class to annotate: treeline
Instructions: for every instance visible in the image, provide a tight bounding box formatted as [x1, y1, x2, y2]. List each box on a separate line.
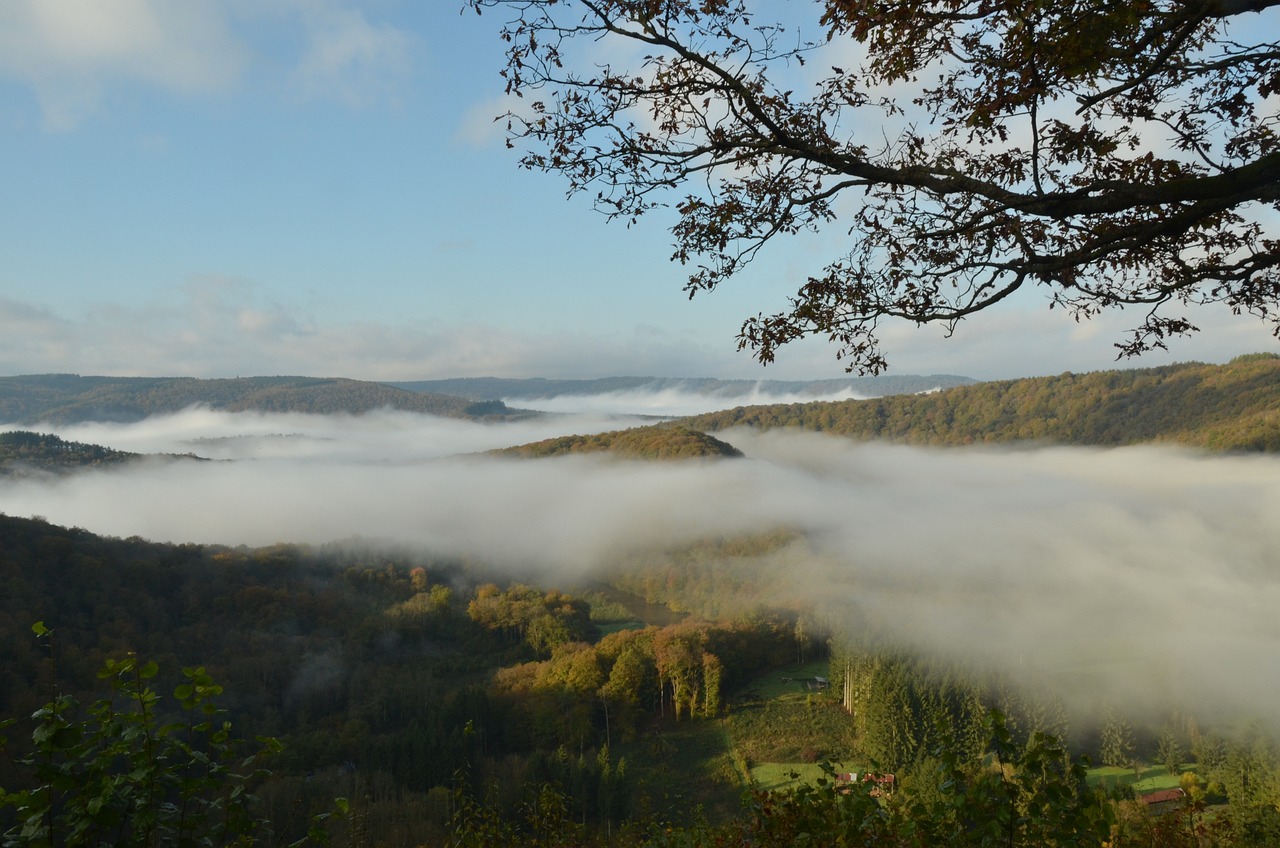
[682, 354, 1280, 451]
[490, 424, 743, 460]
[0, 374, 530, 424]
[0, 430, 145, 477]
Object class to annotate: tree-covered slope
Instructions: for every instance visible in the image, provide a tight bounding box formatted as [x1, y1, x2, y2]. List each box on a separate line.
[0, 430, 208, 478]
[0, 374, 530, 424]
[681, 355, 1280, 451]
[489, 424, 744, 459]
[0, 514, 798, 842]
[0, 430, 137, 473]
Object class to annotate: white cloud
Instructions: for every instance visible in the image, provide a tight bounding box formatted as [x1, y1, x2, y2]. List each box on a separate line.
[0, 0, 246, 130]
[0, 0, 417, 129]
[0, 281, 763, 381]
[1, 277, 1274, 383]
[875, 291, 1280, 379]
[0, 298, 76, 368]
[455, 91, 540, 148]
[283, 0, 413, 108]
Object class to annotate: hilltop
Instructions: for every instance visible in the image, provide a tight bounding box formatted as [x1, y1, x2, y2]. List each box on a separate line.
[0, 374, 530, 425]
[489, 424, 743, 460]
[681, 354, 1280, 452]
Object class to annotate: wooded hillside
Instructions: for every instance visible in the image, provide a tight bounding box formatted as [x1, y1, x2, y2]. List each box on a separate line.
[490, 424, 744, 460]
[0, 374, 529, 424]
[0, 514, 799, 843]
[682, 355, 1280, 452]
[0, 430, 207, 477]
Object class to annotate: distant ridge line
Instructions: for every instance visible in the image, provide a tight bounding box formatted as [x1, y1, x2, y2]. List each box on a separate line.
[0, 374, 532, 425]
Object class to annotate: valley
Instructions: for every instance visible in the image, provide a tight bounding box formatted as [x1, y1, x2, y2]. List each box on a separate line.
[2, 357, 1280, 846]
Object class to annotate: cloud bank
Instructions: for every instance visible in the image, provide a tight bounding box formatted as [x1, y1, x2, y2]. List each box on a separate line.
[0, 0, 412, 130]
[504, 384, 877, 418]
[2, 407, 1278, 727]
[2, 277, 1276, 383]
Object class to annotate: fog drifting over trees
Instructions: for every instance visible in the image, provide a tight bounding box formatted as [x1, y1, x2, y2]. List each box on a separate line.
[3, 396, 1277, 727]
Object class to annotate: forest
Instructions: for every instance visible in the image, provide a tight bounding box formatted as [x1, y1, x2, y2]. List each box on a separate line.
[0, 515, 810, 845]
[1, 512, 1277, 846]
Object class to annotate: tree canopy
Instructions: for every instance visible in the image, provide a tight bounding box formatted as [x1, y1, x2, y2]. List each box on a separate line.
[469, 0, 1280, 372]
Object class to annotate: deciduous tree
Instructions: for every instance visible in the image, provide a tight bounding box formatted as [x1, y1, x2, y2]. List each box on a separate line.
[470, 0, 1280, 372]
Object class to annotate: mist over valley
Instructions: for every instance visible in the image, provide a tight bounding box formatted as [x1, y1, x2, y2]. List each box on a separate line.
[4, 365, 1280, 730]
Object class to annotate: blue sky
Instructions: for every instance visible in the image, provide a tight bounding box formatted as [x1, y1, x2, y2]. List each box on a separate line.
[0, 1, 1275, 382]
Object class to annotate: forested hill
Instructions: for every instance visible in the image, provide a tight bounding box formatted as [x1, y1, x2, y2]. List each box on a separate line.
[681, 354, 1280, 451]
[0, 374, 530, 424]
[490, 424, 744, 459]
[390, 373, 974, 400]
[0, 430, 206, 478]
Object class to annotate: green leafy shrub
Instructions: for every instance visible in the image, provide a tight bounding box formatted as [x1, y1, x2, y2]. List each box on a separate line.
[0, 623, 343, 847]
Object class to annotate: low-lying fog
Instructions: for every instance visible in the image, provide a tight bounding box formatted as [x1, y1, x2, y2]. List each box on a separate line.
[4, 396, 1279, 725]
[502, 384, 874, 417]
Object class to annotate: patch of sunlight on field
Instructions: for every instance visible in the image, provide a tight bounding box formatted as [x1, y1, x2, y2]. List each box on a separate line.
[750, 762, 853, 792]
[1086, 764, 1196, 793]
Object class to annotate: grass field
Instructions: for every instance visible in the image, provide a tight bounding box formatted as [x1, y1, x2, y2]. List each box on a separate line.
[749, 762, 854, 792]
[594, 619, 646, 637]
[732, 658, 831, 701]
[609, 658, 854, 821]
[1086, 763, 1194, 794]
[722, 657, 863, 795]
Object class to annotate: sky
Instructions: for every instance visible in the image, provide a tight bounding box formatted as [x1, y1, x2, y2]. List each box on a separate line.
[1, 0, 1278, 383]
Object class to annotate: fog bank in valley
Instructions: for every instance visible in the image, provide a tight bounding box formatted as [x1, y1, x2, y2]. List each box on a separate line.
[3, 406, 1278, 724]
[502, 385, 875, 417]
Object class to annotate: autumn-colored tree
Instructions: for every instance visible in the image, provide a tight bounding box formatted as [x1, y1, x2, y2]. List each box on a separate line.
[471, 0, 1280, 372]
[467, 583, 594, 653]
[597, 632, 658, 742]
[652, 626, 705, 720]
